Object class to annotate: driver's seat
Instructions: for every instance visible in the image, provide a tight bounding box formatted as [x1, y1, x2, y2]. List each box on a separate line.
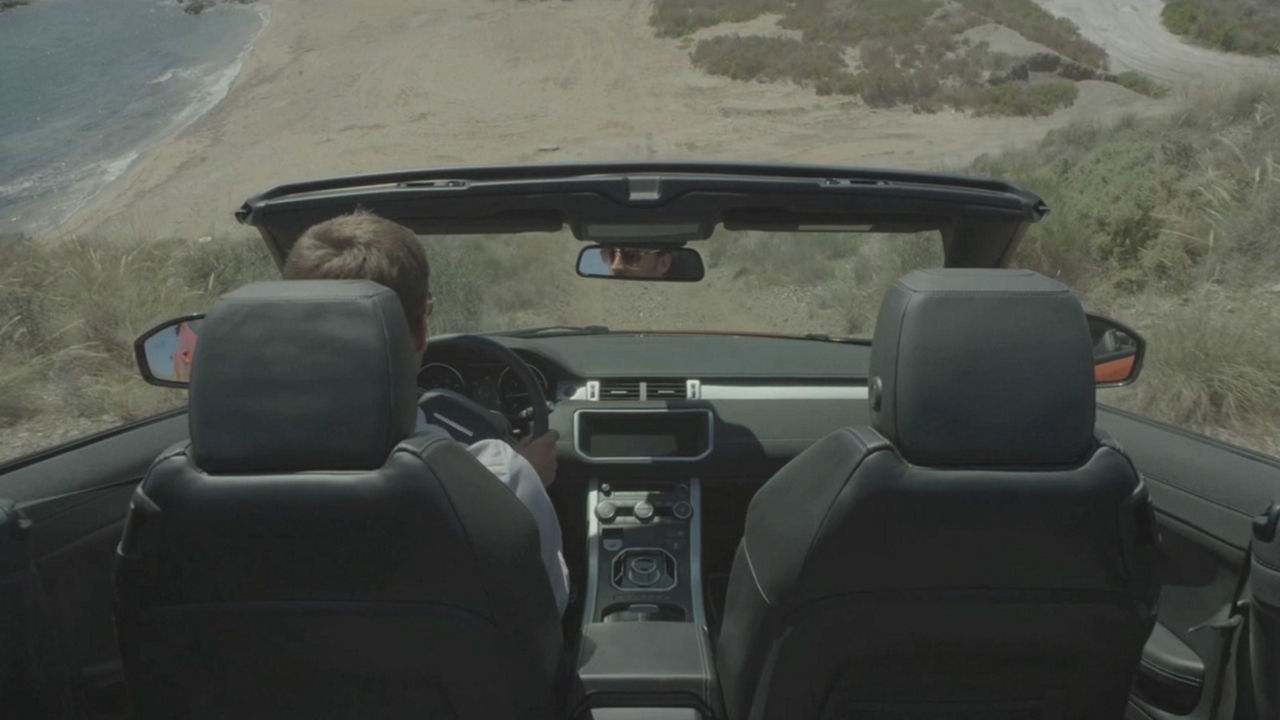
[114, 280, 565, 719]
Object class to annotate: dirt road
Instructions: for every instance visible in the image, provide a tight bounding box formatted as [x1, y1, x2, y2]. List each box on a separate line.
[1034, 0, 1280, 85]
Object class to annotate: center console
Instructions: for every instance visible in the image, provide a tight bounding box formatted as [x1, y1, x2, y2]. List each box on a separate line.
[583, 479, 704, 625]
[575, 478, 720, 718]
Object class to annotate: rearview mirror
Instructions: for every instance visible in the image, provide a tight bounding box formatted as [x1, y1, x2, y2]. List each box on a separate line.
[1086, 313, 1144, 387]
[134, 315, 205, 388]
[576, 245, 705, 282]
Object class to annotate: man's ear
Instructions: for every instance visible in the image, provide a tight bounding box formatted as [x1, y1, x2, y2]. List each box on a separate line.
[409, 311, 428, 354]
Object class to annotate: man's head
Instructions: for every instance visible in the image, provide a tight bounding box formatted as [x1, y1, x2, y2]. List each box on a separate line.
[600, 247, 672, 278]
[283, 211, 432, 360]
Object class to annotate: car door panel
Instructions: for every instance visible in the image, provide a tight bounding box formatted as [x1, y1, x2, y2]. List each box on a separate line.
[1098, 406, 1279, 720]
[0, 411, 189, 719]
[1137, 623, 1205, 715]
[1247, 502, 1280, 717]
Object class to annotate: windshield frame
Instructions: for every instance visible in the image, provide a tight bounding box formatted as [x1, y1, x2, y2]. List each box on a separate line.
[237, 162, 1047, 271]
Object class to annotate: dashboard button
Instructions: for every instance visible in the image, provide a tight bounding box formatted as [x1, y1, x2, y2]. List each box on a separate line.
[633, 501, 655, 522]
[672, 501, 693, 520]
[595, 501, 617, 522]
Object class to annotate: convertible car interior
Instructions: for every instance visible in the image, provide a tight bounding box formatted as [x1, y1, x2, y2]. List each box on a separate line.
[116, 268, 1159, 719]
[3, 164, 1278, 720]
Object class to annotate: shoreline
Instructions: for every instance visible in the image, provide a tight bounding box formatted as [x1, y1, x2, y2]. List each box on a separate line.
[29, 3, 271, 238]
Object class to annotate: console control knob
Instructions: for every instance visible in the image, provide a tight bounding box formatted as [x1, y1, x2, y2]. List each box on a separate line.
[627, 556, 661, 586]
[595, 501, 617, 522]
[633, 501, 655, 522]
[672, 501, 693, 520]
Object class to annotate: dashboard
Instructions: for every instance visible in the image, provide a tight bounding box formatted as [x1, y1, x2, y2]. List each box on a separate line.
[417, 332, 872, 472]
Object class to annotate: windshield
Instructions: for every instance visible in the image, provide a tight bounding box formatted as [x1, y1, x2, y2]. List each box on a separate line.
[3, 0, 1280, 464]
[421, 231, 941, 337]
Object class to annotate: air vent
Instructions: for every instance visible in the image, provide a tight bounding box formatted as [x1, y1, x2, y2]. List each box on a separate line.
[645, 380, 688, 400]
[589, 379, 695, 401]
[598, 379, 642, 401]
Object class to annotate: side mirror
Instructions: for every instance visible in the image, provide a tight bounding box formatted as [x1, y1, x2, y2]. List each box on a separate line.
[576, 245, 705, 282]
[1087, 313, 1145, 388]
[134, 314, 205, 388]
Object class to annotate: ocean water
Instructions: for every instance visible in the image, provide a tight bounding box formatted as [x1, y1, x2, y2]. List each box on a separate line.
[0, 0, 265, 235]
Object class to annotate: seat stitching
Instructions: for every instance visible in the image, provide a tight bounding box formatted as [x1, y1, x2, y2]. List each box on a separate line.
[741, 541, 773, 607]
[695, 617, 709, 704]
[1255, 553, 1280, 574]
[1137, 658, 1202, 685]
[396, 439, 498, 626]
[797, 429, 877, 582]
[371, 297, 396, 451]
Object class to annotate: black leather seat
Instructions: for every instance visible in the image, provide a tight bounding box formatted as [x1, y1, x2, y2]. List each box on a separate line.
[114, 280, 565, 720]
[715, 269, 1160, 720]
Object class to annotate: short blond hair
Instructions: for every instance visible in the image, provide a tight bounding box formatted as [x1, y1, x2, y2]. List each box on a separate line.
[282, 211, 430, 322]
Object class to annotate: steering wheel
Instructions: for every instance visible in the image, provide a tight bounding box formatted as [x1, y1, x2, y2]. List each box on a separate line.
[417, 335, 550, 444]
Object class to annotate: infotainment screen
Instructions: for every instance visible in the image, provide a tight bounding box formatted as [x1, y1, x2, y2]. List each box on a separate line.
[575, 409, 712, 461]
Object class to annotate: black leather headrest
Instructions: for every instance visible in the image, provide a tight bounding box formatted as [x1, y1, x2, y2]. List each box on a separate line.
[190, 280, 418, 473]
[869, 269, 1095, 467]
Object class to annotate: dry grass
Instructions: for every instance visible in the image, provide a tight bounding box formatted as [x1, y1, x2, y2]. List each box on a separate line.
[971, 80, 1280, 450]
[0, 230, 568, 463]
[704, 230, 945, 335]
[1100, 291, 1280, 455]
[0, 234, 275, 435]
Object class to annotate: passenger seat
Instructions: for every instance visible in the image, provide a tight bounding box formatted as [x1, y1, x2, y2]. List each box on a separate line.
[715, 269, 1160, 720]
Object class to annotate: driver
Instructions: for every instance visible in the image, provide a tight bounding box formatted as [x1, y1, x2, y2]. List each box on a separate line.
[282, 210, 570, 616]
[600, 246, 672, 278]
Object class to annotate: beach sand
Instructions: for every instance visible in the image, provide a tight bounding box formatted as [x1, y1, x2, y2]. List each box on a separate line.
[48, 0, 1172, 242]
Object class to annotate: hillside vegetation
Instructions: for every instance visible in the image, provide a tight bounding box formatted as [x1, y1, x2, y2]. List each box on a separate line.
[687, 79, 1280, 453]
[4, 81, 1280, 460]
[974, 81, 1280, 450]
[657, 0, 1167, 114]
[1163, 0, 1280, 55]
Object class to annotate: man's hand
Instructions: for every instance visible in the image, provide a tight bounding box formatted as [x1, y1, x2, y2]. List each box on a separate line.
[517, 429, 560, 488]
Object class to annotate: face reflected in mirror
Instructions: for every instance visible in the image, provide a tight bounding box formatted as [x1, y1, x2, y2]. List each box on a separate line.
[600, 247, 672, 278]
[138, 317, 203, 385]
[576, 245, 705, 282]
[1087, 314, 1144, 387]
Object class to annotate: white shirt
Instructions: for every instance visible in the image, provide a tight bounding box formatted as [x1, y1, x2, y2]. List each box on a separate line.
[416, 411, 570, 616]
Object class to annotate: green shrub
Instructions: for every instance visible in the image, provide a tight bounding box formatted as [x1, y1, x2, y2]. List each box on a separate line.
[1115, 71, 1170, 98]
[785, 0, 942, 47]
[690, 35, 846, 85]
[649, 0, 777, 37]
[815, 73, 862, 96]
[969, 81, 1079, 117]
[667, 0, 1094, 114]
[859, 67, 943, 108]
[1162, 0, 1280, 55]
